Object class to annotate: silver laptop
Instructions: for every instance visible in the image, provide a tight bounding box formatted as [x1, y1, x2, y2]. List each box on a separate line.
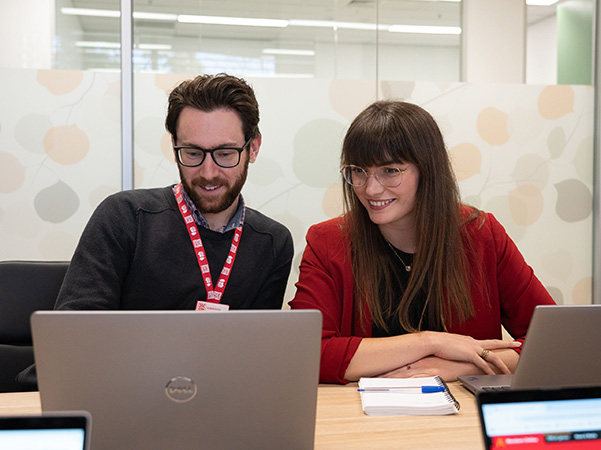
[32, 310, 322, 450]
[458, 304, 601, 394]
[0, 412, 91, 450]
[477, 386, 601, 450]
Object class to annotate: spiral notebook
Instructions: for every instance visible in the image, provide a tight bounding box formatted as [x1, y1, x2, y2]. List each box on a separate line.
[358, 376, 460, 415]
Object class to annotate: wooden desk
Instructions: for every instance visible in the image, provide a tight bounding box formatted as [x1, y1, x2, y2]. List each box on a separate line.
[0, 391, 40, 416]
[315, 382, 483, 449]
[0, 383, 483, 449]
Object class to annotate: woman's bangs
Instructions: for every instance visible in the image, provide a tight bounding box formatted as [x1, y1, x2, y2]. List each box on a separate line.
[344, 131, 412, 167]
[342, 101, 419, 168]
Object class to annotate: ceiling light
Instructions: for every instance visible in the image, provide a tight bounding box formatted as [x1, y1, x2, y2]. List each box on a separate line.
[61, 8, 460, 36]
[262, 48, 315, 56]
[62, 8, 177, 21]
[178, 15, 289, 28]
[288, 19, 388, 31]
[388, 25, 462, 35]
[335, 22, 387, 31]
[61, 7, 119, 18]
[76, 41, 121, 49]
[133, 12, 177, 21]
[76, 41, 174, 51]
[137, 44, 173, 50]
[289, 20, 458, 34]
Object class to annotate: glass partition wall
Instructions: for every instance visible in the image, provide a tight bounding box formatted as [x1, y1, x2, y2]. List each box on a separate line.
[0, 0, 598, 305]
[53, 0, 462, 80]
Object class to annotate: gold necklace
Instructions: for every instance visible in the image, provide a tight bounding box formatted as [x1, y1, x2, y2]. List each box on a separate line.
[386, 240, 412, 272]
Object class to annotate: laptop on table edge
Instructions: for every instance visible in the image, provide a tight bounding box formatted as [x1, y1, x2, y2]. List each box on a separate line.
[477, 385, 601, 450]
[0, 411, 91, 450]
[32, 309, 322, 450]
[458, 304, 601, 394]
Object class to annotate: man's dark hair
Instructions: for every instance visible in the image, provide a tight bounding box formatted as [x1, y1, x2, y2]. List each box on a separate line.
[165, 73, 260, 143]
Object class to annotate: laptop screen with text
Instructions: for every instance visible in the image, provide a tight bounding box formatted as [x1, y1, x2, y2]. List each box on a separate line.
[478, 387, 601, 450]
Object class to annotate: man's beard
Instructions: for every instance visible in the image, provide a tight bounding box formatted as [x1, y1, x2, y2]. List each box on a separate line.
[178, 159, 249, 215]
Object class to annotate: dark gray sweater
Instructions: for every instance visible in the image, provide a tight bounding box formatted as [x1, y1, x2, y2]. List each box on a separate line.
[55, 186, 294, 310]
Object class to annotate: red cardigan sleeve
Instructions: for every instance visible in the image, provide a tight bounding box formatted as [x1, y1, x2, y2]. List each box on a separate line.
[449, 211, 556, 349]
[289, 218, 366, 384]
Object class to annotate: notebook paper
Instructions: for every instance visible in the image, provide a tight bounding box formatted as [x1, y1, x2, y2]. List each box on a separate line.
[358, 376, 459, 416]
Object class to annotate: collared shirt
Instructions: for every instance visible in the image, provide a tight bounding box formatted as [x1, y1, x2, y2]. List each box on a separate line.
[174, 185, 246, 233]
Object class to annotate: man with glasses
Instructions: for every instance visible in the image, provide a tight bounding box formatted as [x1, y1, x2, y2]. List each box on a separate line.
[42, 73, 293, 313]
[17, 74, 294, 389]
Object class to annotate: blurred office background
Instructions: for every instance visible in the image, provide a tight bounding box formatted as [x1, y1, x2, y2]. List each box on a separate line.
[0, 0, 597, 305]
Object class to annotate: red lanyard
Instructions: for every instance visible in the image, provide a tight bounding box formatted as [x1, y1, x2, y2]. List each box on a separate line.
[174, 183, 242, 304]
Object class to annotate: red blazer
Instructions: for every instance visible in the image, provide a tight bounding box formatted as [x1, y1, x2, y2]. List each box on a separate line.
[289, 210, 556, 384]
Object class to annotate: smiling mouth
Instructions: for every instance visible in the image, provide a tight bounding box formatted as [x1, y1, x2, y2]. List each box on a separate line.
[202, 185, 220, 191]
[369, 199, 395, 207]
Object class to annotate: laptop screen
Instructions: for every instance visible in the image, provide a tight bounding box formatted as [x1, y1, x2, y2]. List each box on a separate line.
[0, 413, 90, 450]
[478, 387, 601, 450]
[32, 310, 321, 450]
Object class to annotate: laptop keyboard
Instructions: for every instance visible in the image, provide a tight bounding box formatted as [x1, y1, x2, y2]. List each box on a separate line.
[482, 386, 510, 392]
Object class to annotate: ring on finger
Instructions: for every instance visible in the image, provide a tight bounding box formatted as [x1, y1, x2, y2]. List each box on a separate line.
[480, 348, 490, 360]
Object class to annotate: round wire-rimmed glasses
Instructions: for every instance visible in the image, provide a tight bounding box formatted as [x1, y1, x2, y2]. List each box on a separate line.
[340, 165, 408, 188]
[174, 137, 252, 168]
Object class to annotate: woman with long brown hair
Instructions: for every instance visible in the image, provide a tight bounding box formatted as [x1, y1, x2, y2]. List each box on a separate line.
[290, 100, 555, 384]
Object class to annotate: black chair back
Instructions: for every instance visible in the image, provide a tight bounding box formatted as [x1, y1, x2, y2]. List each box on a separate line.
[0, 260, 69, 392]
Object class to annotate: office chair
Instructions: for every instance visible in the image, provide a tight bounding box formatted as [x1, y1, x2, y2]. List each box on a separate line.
[0, 260, 69, 392]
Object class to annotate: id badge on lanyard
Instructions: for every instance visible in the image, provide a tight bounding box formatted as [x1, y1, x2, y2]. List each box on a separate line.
[174, 183, 242, 311]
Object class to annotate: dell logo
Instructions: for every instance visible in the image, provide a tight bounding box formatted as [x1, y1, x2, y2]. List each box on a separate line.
[165, 376, 197, 403]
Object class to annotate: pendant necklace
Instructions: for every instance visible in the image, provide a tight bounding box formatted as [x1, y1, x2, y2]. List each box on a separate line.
[386, 240, 412, 272]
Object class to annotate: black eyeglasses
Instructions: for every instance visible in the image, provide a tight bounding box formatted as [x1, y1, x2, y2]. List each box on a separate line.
[174, 137, 252, 168]
[340, 165, 408, 187]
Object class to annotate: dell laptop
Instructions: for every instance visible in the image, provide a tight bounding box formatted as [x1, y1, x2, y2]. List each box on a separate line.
[32, 310, 322, 450]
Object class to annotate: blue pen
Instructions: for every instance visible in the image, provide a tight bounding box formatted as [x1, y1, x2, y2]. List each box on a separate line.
[357, 386, 445, 393]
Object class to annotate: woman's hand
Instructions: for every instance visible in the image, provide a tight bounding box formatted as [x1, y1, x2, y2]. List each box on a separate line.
[424, 331, 521, 375]
[379, 345, 521, 381]
[344, 330, 520, 382]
